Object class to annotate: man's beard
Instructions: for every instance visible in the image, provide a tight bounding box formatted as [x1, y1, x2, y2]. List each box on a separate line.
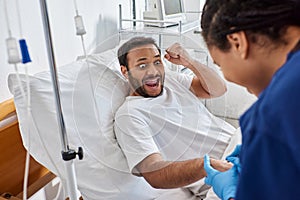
[128, 72, 165, 98]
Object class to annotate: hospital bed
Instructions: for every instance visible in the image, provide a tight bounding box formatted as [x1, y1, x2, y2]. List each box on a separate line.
[0, 99, 56, 199]
[2, 43, 256, 199]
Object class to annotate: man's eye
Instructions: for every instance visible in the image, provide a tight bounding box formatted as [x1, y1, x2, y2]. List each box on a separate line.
[154, 60, 162, 65]
[138, 63, 147, 69]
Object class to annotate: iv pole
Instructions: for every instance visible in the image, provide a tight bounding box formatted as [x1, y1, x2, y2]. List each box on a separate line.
[39, 0, 83, 199]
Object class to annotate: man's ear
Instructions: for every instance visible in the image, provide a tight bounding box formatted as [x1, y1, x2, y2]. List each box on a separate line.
[121, 65, 128, 78]
[227, 31, 249, 59]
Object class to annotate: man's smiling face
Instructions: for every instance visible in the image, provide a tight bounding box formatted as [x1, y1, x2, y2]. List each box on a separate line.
[125, 44, 165, 97]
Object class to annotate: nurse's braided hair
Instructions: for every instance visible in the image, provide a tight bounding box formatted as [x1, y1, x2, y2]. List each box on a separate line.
[201, 0, 300, 51]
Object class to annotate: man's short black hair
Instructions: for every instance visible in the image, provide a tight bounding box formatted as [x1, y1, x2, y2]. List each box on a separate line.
[117, 37, 161, 69]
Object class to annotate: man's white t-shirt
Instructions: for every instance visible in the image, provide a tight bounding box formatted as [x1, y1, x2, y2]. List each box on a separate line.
[114, 72, 236, 173]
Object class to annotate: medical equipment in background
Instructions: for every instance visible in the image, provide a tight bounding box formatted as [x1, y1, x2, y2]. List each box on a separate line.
[15, 1, 33, 199]
[132, 0, 136, 26]
[5, 0, 103, 198]
[3, 0, 32, 198]
[39, 0, 83, 199]
[143, 0, 186, 27]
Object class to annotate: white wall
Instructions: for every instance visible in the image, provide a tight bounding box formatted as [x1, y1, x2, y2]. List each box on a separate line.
[0, 0, 202, 102]
[0, 0, 132, 102]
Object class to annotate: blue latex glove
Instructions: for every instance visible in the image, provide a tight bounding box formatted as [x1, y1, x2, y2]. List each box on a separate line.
[226, 144, 241, 158]
[204, 154, 238, 200]
[226, 144, 242, 173]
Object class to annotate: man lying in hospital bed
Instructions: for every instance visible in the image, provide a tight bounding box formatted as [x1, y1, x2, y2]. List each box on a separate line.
[115, 36, 236, 199]
[8, 36, 243, 200]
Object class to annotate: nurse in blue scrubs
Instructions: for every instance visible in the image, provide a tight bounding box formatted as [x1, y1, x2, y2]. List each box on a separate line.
[200, 0, 300, 199]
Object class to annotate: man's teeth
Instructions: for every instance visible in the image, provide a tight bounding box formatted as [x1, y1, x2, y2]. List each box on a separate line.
[144, 78, 159, 85]
[145, 81, 157, 85]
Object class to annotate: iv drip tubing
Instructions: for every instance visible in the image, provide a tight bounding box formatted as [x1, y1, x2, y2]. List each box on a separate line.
[3, 0, 12, 37]
[15, 0, 23, 37]
[22, 65, 31, 200]
[72, 1, 102, 135]
[73, 0, 79, 15]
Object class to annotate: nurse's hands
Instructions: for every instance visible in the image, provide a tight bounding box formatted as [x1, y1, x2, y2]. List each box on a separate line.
[226, 145, 242, 173]
[204, 155, 238, 200]
[165, 43, 194, 68]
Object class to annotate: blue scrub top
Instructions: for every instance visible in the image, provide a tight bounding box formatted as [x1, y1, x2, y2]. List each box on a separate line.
[236, 49, 300, 200]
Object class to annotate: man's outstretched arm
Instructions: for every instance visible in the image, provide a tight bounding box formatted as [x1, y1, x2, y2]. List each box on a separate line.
[136, 153, 232, 189]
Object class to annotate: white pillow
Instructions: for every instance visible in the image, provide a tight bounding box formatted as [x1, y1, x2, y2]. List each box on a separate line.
[205, 81, 257, 125]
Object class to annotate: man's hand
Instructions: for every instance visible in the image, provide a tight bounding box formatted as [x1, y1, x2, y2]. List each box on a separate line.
[165, 43, 227, 98]
[204, 155, 238, 200]
[210, 158, 233, 172]
[165, 43, 194, 67]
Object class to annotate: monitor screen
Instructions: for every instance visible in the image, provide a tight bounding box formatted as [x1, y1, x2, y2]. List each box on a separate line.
[163, 0, 183, 15]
